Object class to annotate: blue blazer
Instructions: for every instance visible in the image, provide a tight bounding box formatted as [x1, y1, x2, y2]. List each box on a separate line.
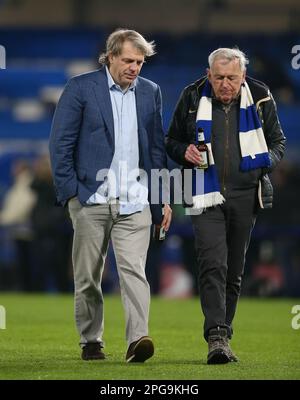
[49, 67, 167, 224]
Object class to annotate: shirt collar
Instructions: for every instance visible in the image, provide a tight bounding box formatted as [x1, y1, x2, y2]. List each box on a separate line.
[106, 66, 136, 92]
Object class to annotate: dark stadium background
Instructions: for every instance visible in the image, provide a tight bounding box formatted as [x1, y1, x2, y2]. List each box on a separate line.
[0, 0, 300, 298]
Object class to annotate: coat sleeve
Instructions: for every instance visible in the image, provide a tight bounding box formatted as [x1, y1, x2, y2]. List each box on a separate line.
[49, 78, 83, 204]
[151, 85, 167, 170]
[260, 92, 286, 173]
[149, 84, 169, 221]
[165, 87, 192, 167]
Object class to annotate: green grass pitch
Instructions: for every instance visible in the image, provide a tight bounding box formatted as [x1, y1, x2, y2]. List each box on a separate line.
[0, 294, 300, 380]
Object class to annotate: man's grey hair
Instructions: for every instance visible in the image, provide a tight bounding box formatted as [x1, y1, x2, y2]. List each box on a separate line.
[99, 29, 156, 65]
[208, 48, 249, 71]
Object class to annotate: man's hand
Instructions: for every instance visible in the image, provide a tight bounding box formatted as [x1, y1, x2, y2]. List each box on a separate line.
[185, 144, 203, 165]
[161, 204, 172, 232]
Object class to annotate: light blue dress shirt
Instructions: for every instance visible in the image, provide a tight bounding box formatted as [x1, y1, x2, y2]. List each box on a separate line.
[87, 67, 149, 214]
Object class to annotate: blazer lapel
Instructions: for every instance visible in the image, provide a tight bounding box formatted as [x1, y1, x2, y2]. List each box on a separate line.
[135, 78, 149, 142]
[92, 68, 115, 147]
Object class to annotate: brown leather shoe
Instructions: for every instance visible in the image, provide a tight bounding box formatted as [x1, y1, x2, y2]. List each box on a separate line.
[81, 343, 106, 361]
[126, 336, 154, 363]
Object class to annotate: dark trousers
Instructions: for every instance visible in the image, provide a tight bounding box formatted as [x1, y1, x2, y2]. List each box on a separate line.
[191, 188, 258, 341]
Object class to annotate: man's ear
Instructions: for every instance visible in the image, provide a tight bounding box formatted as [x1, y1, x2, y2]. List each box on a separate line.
[206, 68, 211, 82]
[242, 69, 246, 84]
[108, 52, 114, 65]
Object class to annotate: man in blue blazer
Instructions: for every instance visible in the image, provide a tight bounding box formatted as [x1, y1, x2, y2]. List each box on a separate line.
[49, 29, 172, 362]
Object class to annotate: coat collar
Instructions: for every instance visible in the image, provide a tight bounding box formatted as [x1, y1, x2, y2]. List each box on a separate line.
[91, 68, 115, 145]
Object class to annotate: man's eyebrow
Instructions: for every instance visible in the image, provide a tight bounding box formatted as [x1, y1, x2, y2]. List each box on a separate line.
[215, 74, 239, 78]
[122, 57, 144, 62]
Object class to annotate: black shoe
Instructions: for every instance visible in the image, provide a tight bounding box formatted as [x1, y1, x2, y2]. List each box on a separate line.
[207, 327, 230, 365]
[81, 343, 106, 361]
[126, 336, 154, 363]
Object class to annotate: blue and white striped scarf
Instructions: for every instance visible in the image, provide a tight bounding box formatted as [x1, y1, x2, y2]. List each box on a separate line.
[188, 79, 270, 214]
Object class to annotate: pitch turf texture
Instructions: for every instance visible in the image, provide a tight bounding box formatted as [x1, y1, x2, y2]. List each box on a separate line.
[0, 294, 299, 380]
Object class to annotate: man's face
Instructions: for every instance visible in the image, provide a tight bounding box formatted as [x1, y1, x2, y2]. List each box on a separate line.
[207, 58, 246, 104]
[108, 41, 144, 89]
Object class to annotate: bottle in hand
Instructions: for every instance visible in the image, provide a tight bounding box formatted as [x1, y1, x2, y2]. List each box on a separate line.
[195, 127, 209, 170]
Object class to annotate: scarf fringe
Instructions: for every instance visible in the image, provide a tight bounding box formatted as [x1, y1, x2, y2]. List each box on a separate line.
[193, 191, 225, 208]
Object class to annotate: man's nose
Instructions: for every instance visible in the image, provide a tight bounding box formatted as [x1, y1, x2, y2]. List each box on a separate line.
[129, 62, 138, 71]
[221, 78, 230, 88]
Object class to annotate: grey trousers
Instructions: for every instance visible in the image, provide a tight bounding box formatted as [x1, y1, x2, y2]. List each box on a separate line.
[68, 198, 152, 348]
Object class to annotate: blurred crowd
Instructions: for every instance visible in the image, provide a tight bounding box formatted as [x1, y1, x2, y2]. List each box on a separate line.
[243, 160, 300, 297]
[0, 156, 73, 292]
[0, 156, 299, 297]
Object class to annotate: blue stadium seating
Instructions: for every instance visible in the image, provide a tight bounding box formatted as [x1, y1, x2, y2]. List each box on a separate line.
[0, 29, 299, 196]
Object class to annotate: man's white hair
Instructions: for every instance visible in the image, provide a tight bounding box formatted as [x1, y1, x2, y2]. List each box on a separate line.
[208, 48, 249, 71]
